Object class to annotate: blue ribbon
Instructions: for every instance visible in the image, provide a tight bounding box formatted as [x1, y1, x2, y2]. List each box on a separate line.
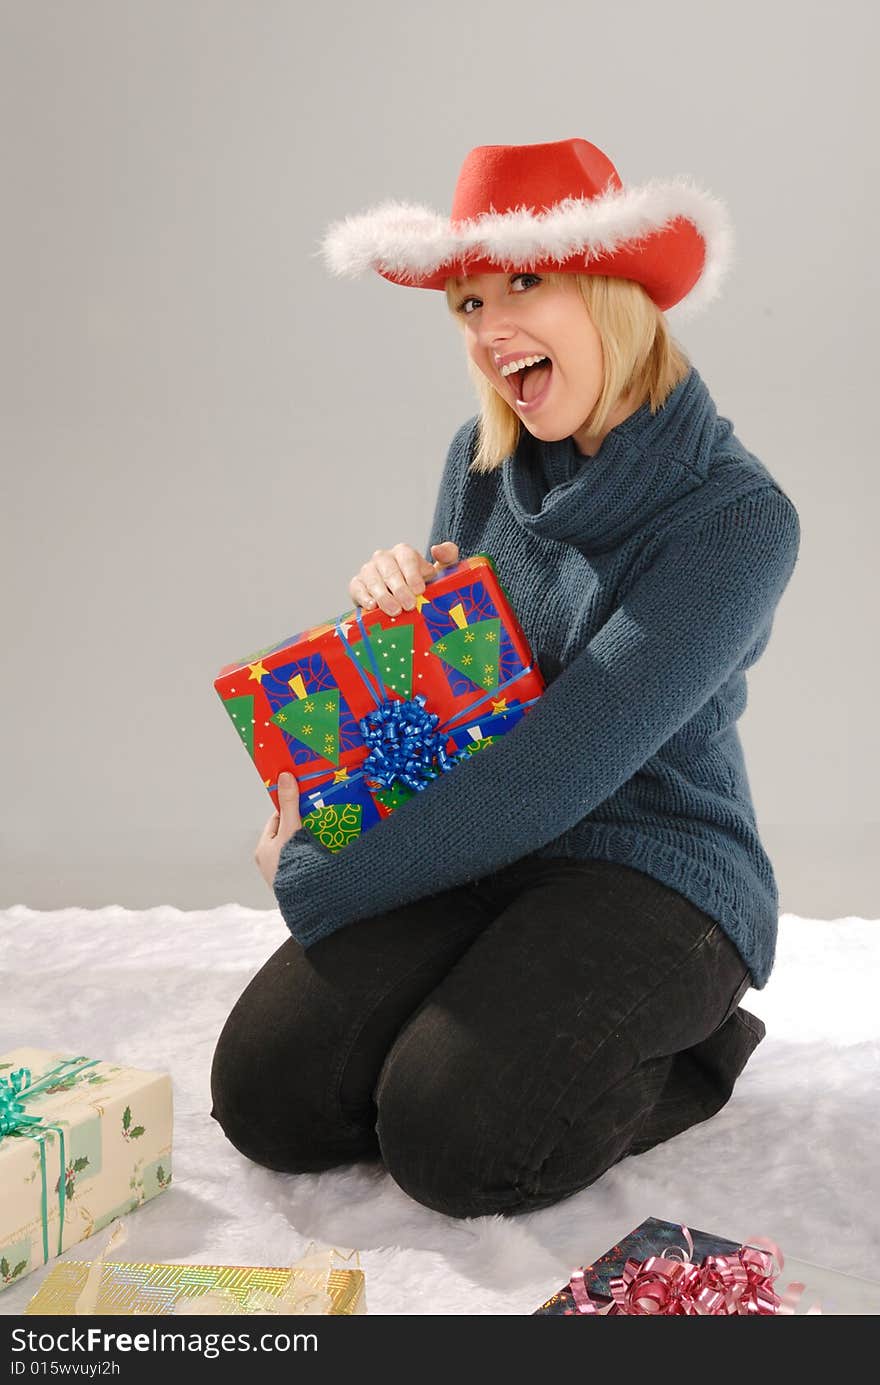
[289, 604, 540, 810]
[0, 1057, 99, 1262]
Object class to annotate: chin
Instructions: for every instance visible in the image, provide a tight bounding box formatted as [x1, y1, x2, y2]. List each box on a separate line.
[518, 414, 568, 442]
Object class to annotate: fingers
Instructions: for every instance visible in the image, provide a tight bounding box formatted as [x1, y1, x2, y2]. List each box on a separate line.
[276, 771, 302, 835]
[349, 542, 454, 617]
[430, 540, 459, 575]
[254, 811, 280, 858]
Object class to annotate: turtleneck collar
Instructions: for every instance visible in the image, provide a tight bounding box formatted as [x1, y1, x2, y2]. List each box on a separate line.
[502, 365, 727, 551]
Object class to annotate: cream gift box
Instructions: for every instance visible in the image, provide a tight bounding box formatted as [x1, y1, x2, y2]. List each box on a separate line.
[0, 1049, 172, 1293]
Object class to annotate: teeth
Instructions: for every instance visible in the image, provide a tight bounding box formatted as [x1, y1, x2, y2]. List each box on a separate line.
[500, 354, 548, 377]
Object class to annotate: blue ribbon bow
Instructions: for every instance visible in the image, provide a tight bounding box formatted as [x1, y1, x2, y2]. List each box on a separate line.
[291, 604, 540, 816]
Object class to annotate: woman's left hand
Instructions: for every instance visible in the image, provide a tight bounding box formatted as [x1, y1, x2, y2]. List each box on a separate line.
[254, 771, 302, 889]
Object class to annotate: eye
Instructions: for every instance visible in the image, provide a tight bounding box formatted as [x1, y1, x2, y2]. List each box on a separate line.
[456, 273, 542, 315]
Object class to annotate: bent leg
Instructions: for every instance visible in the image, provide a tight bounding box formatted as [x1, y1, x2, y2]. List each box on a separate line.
[209, 880, 493, 1173]
[374, 858, 759, 1217]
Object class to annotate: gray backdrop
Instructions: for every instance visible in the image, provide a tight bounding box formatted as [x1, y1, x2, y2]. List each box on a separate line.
[2, 1, 876, 914]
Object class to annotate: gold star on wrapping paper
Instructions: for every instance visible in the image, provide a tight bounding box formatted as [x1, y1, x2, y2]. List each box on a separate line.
[332, 768, 350, 784]
[491, 697, 508, 713]
[461, 654, 473, 665]
[247, 661, 269, 683]
[464, 630, 476, 643]
[414, 593, 430, 612]
[303, 699, 315, 712]
[276, 711, 287, 724]
[302, 723, 312, 735]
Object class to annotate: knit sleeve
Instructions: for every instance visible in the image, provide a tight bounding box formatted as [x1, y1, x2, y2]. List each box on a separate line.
[274, 485, 800, 948]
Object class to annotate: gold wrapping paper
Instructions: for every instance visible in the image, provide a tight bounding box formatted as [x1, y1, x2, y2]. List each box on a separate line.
[25, 1222, 365, 1316]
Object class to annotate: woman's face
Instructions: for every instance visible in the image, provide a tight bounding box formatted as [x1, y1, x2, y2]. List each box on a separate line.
[451, 271, 637, 456]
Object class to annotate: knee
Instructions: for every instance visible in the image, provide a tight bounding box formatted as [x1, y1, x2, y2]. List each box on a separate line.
[209, 996, 342, 1175]
[209, 1003, 289, 1170]
[374, 1033, 538, 1219]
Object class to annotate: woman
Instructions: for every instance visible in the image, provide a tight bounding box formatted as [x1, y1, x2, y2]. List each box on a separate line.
[210, 138, 800, 1218]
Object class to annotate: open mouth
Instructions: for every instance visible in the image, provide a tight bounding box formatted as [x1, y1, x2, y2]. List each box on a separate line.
[507, 357, 553, 408]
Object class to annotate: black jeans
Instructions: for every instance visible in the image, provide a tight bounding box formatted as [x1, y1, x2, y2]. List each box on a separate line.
[210, 857, 764, 1218]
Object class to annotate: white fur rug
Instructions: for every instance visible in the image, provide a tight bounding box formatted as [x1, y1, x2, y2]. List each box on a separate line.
[2, 906, 878, 1315]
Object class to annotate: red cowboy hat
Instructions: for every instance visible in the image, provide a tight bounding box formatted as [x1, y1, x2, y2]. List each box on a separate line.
[318, 138, 734, 316]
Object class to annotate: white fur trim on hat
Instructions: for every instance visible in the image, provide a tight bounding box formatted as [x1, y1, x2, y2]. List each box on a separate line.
[316, 177, 735, 318]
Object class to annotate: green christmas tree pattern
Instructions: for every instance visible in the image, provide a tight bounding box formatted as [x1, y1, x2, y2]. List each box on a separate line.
[372, 781, 417, 811]
[430, 617, 501, 690]
[352, 624, 415, 698]
[222, 694, 255, 758]
[270, 689, 340, 764]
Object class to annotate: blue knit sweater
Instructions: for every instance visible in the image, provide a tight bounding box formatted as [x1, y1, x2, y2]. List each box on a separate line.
[275, 366, 800, 987]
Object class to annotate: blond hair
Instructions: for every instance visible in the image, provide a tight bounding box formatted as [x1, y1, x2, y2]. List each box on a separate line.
[444, 271, 691, 475]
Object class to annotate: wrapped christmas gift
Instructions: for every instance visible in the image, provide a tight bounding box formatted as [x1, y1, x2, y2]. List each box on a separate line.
[533, 1217, 825, 1315]
[25, 1221, 365, 1316]
[214, 553, 546, 851]
[0, 1050, 172, 1294]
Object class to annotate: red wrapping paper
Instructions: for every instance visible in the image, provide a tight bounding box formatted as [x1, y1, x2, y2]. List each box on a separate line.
[214, 554, 546, 850]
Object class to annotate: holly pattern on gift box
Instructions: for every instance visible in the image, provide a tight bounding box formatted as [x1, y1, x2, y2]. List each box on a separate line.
[121, 1105, 145, 1142]
[42, 1055, 96, 1094]
[26, 1133, 56, 1186]
[1, 1256, 27, 1286]
[44, 1071, 109, 1095]
[54, 1157, 90, 1201]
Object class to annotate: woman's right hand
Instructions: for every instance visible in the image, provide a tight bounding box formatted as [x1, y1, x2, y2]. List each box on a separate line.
[349, 541, 460, 616]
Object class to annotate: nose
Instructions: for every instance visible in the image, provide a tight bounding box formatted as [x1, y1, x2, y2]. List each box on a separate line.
[472, 296, 517, 346]
[479, 318, 517, 358]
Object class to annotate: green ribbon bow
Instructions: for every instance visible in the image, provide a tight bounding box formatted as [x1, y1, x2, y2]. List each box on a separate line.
[0, 1057, 100, 1263]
